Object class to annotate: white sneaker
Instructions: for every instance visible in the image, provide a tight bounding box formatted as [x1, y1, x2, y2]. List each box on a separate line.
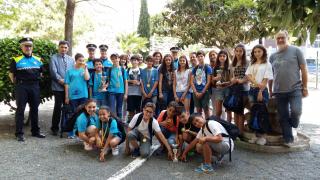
[248, 136, 258, 144]
[112, 146, 119, 156]
[83, 142, 93, 151]
[256, 137, 267, 146]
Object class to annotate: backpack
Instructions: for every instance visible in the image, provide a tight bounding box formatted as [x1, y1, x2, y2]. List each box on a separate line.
[102, 117, 127, 144]
[63, 104, 90, 135]
[60, 104, 74, 137]
[223, 84, 244, 113]
[132, 113, 154, 143]
[206, 115, 240, 162]
[249, 103, 271, 133]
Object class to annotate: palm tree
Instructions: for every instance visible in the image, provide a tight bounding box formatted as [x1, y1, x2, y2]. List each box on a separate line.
[116, 32, 149, 54]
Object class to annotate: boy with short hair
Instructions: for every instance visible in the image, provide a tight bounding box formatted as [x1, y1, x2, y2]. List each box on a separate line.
[89, 59, 108, 107]
[190, 50, 212, 119]
[140, 55, 159, 107]
[127, 55, 142, 122]
[107, 53, 128, 119]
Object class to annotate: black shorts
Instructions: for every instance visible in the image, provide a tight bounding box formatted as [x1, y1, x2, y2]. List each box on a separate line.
[127, 95, 142, 112]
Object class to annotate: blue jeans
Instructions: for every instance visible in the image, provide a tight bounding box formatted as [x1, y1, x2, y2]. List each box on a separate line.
[160, 125, 176, 145]
[275, 89, 302, 143]
[108, 93, 124, 119]
[69, 97, 87, 136]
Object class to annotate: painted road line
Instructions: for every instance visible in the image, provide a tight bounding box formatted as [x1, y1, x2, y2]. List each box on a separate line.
[107, 144, 160, 180]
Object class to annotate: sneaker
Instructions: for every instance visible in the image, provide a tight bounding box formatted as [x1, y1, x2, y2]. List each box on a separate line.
[83, 142, 93, 151]
[283, 141, 294, 148]
[131, 148, 140, 158]
[256, 137, 267, 146]
[194, 163, 214, 173]
[215, 154, 224, 164]
[112, 146, 119, 156]
[248, 136, 258, 144]
[67, 135, 75, 139]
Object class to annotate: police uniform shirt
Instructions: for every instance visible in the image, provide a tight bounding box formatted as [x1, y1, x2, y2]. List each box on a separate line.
[10, 54, 44, 81]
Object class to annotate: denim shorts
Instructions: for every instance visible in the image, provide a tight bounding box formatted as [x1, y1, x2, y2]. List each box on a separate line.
[176, 92, 191, 99]
[214, 87, 230, 101]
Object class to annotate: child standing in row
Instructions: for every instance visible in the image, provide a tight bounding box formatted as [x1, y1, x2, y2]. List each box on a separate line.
[126, 55, 142, 123]
[89, 59, 108, 107]
[107, 53, 128, 119]
[173, 55, 191, 114]
[245, 44, 273, 145]
[191, 51, 212, 119]
[141, 56, 159, 106]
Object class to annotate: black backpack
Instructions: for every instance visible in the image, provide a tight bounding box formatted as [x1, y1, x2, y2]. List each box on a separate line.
[132, 113, 154, 143]
[206, 115, 240, 162]
[249, 103, 271, 134]
[223, 85, 244, 113]
[102, 117, 127, 144]
[63, 104, 90, 135]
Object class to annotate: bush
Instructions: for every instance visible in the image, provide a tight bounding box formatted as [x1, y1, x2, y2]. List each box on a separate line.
[0, 38, 57, 108]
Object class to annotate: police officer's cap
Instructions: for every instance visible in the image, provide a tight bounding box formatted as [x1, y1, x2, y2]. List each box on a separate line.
[19, 37, 33, 45]
[99, 44, 109, 51]
[86, 44, 97, 50]
[170, 46, 180, 52]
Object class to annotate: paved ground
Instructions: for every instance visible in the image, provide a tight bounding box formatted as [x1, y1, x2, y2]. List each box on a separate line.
[0, 89, 320, 180]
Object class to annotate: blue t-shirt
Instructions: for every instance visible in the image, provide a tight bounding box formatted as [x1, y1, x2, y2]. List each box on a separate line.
[107, 66, 128, 93]
[101, 118, 120, 136]
[65, 68, 88, 100]
[192, 64, 212, 92]
[86, 59, 94, 71]
[89, 72, 106, 100]
[74, 112, 100, 133]
[102, 58, 113, 69]
[141, 67, 158, 96]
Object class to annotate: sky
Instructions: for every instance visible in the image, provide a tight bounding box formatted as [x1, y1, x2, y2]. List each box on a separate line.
[73, 0, 170, 54]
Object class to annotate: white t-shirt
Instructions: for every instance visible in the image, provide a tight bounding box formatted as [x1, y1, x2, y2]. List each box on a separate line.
[196, 121, 234, 151]
[245, 62, 273, 84]
[129, 113, 161, 139]
[175, 69, 190, 92]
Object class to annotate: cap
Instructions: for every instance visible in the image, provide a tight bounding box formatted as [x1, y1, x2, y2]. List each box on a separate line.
[110, 53, 119, 58]
[170, 46, 180, 52]
[99, 44, 108, 51]
[86, 44, 97, 50]
[19, 37, 33, 45]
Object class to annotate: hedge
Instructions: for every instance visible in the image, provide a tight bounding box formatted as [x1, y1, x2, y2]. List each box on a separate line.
[0, 38, 57, 108]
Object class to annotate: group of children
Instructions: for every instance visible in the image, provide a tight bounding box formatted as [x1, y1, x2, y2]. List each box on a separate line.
[64, 43, 274, 173]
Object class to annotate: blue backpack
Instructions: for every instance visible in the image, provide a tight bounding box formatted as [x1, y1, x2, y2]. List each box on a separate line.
[249, 103, 271, 133]
[223, 85, 244, 113]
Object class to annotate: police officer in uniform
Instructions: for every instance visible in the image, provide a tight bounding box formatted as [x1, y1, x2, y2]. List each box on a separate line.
[99, 44, 112, 71]
[86, 43, 97, 74]
[9, 38, 46, 141]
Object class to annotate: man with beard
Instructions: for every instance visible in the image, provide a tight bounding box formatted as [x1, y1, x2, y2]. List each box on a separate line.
[269, 30, 308, 147]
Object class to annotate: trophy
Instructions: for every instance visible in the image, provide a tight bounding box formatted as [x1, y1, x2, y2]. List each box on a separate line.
[171, 144, 179, 162]
[99, 75, 107, 92]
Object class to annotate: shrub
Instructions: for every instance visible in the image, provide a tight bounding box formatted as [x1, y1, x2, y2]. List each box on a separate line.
[0, 38, 57, 108]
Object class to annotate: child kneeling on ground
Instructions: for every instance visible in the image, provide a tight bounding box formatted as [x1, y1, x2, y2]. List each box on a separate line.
[125, 102, 173, 159]
[176, 112, 200, 157]
[181, 113, 234, 173]
[99, 106, 125, 161]
[73, 99, 102, 151]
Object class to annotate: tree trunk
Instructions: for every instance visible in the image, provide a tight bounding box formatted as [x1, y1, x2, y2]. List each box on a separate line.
[65, 0, 76, 56]
[259, 37, 263, 45]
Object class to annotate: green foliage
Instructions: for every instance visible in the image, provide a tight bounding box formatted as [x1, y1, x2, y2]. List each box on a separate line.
[152, 0, 270, 49]
[116, 32, 149, 54]
[137, 0, 151, 57]
[0, 38, 57, 106]
[258, 0, 320, 45]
